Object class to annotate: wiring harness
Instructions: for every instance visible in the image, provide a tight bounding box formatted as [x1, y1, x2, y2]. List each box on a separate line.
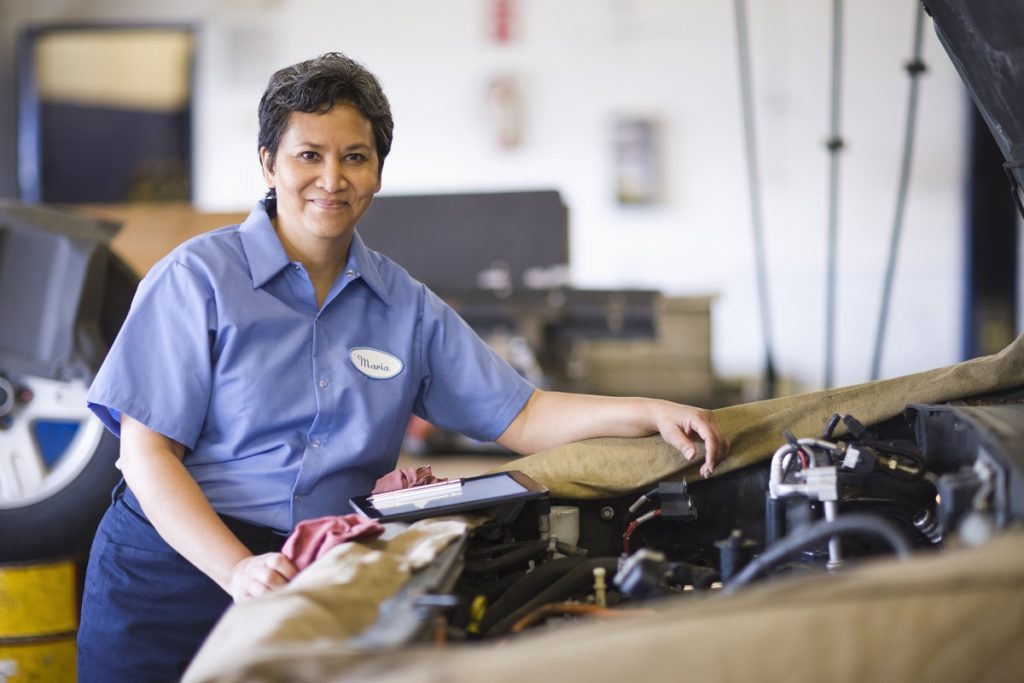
[622, 481, 697, 554]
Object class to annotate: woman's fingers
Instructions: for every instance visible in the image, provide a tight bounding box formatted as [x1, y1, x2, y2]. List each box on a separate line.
[655, 403, 729, 478]
[229, 552, 298, 602]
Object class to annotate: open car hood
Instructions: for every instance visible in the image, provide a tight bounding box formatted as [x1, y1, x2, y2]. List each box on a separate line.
[924, 0, 1024, 211]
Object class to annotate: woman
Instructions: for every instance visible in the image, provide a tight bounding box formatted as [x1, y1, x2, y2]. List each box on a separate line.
[77, 52, 727, 682]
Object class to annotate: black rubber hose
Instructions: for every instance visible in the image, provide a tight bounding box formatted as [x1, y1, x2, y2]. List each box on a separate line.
[822, 413, 842, 440]
[472, 569, 528, 603]
[723, 513, 913, 594]
[485, 557, 620, 637]
[477, 556, 583, 635]
[463, 539, 549, 574]
[465, 538, 544, 560]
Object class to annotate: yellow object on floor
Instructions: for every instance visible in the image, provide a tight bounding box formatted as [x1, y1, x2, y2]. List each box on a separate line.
[0, 559, 79, 682]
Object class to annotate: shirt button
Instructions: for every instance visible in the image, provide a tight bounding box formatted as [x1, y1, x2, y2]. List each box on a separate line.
[346, 270, 356, 278]
[311, 439, 321, 448]
[294, 494, 303, 501]
[319, 378, 329, 388]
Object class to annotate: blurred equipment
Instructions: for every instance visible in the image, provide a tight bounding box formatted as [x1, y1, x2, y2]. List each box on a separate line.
[0, 201, 135, 561]
[17, 25, 194, 203]
[358, 190, 568, 295]
[360, 191, 716, 453]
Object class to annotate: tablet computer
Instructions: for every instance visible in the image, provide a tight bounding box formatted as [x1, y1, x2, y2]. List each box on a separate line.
[349, 470, 549, 524]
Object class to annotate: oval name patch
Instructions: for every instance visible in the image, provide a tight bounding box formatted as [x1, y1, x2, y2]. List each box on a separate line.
[349, 347, 404, 380]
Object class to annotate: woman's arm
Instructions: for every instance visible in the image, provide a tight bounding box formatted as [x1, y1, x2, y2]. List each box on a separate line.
[118, 415, 297, 601]
[496, 389, 728, 477]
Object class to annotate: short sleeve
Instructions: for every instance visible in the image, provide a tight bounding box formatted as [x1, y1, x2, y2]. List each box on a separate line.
[413, 287, 534, 442]
[86, 259, 216, 448]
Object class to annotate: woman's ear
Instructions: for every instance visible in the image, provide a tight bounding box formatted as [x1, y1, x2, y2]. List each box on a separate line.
[259, 147, 275, 187]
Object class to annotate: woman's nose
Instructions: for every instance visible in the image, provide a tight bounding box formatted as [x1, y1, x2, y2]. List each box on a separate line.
[318, 160, 348, 192]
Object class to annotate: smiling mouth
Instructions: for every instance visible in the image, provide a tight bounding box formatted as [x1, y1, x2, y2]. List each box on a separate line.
[310, 198, 349, 209]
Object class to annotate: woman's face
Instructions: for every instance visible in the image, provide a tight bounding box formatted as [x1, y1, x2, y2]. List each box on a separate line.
[261, 103, 382, 251]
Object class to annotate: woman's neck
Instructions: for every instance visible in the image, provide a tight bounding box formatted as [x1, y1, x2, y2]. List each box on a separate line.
[272, 217, 351, 308]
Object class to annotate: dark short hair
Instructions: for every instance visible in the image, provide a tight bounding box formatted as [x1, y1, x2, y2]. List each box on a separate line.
[258, 52, 393, 174]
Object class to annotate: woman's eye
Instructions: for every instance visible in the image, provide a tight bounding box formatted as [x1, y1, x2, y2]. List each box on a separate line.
[298, 151, 320, 161]
[346, 153, 366, 163]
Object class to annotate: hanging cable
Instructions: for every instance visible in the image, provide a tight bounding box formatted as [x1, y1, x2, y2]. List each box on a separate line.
[870, 2, 928, 380]
[734, 0, 777, 398]
[823, 0, 845, 389]
[623, 508, 661, 555]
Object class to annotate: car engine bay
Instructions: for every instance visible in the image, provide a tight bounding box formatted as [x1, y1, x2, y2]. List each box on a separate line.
[371, 393, 1024, 644]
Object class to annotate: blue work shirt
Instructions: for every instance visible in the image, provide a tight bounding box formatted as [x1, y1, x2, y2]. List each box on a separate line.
[87, 201, 534, 532]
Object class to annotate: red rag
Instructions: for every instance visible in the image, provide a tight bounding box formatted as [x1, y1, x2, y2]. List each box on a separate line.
[281, 514, 385, 571]
[371, 465, 445, 494]
[282, 466, 446, 572]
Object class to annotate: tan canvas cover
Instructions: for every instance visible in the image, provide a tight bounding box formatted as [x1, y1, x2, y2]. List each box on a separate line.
[338, 530, 1024, 683]
[187, 529, 1024, 683]
[497, 334, 1024, 498]
[183, 518, 471, 683]
[184, 337, 1024, 683]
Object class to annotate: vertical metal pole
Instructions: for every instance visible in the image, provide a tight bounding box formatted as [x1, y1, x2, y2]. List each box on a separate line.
[824, 0, 844, 388]
[871, 2, 928, 380]
[734, 0, 777, 397]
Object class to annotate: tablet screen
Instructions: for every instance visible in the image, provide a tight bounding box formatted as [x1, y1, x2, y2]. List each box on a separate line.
[349, 470, 548, 523]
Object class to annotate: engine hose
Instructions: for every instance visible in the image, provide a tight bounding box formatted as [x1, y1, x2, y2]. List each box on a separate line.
[469, 569, 528, 603]
[476, 556, 583, 635]
[465, 538, 545, 560]
[463, 539, 550, 574]
[723, 513, 912, 594]
[485, 557, 620, 637]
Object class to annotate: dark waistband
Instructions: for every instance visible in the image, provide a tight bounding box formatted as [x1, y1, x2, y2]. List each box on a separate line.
[116, 480, 289, 555]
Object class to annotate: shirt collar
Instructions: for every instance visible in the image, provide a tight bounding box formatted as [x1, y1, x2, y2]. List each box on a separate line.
[240, 201, 291, 289]
[347, 231, 392, 306]
[239, 200, 391, 306]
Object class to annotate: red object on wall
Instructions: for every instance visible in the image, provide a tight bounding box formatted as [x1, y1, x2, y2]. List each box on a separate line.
[492, 0, 514, 43]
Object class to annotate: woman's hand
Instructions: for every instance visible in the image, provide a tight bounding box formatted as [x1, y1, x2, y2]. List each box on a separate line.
[227, 552, 299, 602]
[646, 400, 728, 478]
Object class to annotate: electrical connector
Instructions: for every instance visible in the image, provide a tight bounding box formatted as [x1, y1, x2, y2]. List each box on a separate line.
[657, 481, 697, 520]
[614, 548, 668, 600]
[841, 443, 878, 473]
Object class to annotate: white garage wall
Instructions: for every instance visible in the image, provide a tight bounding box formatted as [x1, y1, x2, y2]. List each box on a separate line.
[7, 0, 972, 390]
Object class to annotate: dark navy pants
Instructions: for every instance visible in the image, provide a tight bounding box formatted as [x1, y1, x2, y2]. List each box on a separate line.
[77, 483, 287, 683]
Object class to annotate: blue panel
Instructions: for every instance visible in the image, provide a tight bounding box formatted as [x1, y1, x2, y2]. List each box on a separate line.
[34, 420, 80, 469]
